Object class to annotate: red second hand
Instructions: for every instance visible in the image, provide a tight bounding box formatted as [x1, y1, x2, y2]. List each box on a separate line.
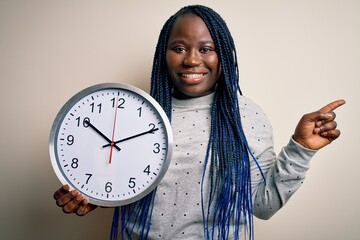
[109, 96, 119, 164]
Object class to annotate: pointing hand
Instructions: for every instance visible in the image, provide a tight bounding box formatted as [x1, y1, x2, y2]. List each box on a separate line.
[293, 99, 346, 150]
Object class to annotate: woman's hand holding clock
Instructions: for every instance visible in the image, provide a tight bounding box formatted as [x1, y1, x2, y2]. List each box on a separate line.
[54, 185, 97, 216]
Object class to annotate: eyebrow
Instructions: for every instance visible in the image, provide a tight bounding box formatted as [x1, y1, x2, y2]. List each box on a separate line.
[167, 39, 215, 46]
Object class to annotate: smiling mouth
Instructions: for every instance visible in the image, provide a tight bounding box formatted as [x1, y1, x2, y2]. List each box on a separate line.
[180, 73, 205, 78]
[179, 73, 207, 84]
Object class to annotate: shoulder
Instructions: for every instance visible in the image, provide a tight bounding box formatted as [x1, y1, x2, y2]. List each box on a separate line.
[238, 95, 261, 110]
[238, 95, 273, 138]
[238, 95, 269, 122]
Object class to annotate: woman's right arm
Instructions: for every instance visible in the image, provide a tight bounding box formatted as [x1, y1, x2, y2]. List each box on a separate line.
[53, 185, 98, 216]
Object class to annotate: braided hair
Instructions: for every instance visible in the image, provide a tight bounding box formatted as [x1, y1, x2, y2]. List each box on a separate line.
[114, 5, 263, 240]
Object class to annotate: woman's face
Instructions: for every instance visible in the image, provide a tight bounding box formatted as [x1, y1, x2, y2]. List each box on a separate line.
[166, 14, 222, 99]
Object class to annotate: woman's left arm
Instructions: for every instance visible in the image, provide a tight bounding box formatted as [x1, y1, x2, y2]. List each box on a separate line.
[249, 99, 345, 220]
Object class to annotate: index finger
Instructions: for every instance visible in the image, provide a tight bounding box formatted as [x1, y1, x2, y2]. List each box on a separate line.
[319, 99, 346, 113]
[53, 184, 71, 200]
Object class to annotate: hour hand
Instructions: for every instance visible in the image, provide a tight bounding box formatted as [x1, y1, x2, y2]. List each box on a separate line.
[84, 120, 121, 151]
[102, 128, 159, 148]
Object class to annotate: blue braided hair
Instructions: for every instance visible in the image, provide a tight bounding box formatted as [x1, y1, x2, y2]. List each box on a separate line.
[113, 5, 264, 240]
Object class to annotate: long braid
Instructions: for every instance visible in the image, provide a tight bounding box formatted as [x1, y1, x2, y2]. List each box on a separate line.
[114, 14, 176, 240]
[150, 15, 174, 120]
[115, 4, 264, 240]
[184, 6, 259, 239]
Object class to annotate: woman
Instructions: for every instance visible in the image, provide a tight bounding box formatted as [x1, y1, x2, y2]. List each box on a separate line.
[54, 5, 345, 239]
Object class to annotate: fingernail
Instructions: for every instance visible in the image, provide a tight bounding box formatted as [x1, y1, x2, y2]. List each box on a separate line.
[76, 195, 84, 201]
[325, 113, 333, 117]
[72, 190, 79, 196]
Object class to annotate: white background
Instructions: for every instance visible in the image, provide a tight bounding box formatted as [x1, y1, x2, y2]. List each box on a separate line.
[0, 0, 358, 239]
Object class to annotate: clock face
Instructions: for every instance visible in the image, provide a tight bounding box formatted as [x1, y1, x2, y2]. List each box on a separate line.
[49, 83, 173, 207]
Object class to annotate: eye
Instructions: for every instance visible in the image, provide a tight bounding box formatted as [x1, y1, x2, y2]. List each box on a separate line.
[172, 46, 186, 53]
[200, 47, 213, 54]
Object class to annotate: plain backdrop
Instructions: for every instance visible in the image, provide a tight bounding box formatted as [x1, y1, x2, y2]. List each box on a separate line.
[0, 0, 359, 239]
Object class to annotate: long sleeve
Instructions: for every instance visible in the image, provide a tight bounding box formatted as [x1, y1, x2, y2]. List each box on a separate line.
[239, 95, 317, 220]
[252, 138, 316, 219]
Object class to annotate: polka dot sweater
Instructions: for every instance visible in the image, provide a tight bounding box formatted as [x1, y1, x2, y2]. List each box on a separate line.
[129, 93, 317, 239]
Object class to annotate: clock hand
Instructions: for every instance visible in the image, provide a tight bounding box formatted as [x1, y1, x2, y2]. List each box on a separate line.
[108, 96, 119, 164]
[102, 128, 159, 148]
[84, 120, 121, 151]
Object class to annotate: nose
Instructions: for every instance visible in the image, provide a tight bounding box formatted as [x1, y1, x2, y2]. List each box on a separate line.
[183, 49, 201, 66]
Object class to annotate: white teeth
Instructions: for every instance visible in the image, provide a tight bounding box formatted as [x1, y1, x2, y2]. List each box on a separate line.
[181, 73, 203, 78]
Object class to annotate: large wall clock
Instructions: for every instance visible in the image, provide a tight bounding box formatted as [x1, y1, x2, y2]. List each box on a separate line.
[49, 83, 173, 207]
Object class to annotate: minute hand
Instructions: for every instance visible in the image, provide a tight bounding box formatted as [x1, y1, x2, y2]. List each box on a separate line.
[102, 128, 159, 148]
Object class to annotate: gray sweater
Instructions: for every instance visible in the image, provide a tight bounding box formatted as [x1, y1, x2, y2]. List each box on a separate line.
[131, 93, 316, 239]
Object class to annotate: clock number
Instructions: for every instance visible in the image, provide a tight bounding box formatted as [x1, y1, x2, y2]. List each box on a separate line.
[118, 98, 125, 108]
[85, 173, 92, 184]
[76, 116, 90, 128]
[90, 102, 102, 113]
[71, 158, 79, 169]
[137, 107, 142, 117]
[143, 165, 150, 175]
[149, 123, 156, 132]
[110, 97, 116, 107]
[153, 143, 160, 154]
[67, 135, 74, 145]
[128, 178, 136, 188]
[111, 97, 125, 109]
[105, 182, 112, 193]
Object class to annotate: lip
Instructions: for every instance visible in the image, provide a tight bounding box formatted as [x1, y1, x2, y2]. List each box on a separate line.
[178, 72, 207, 84]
